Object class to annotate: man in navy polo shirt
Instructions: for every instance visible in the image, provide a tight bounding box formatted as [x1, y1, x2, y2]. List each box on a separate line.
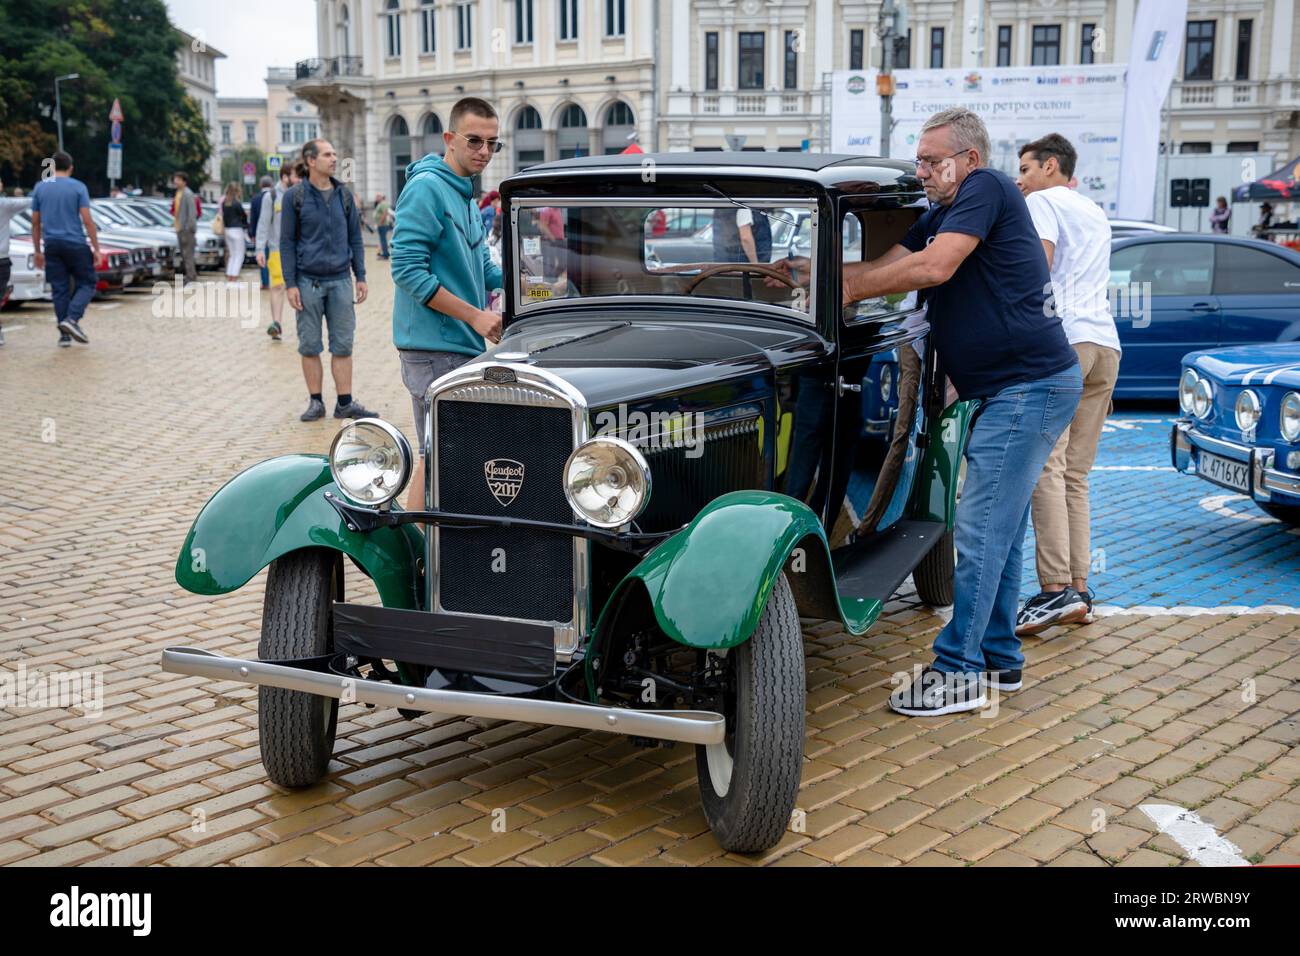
[834, 108, 1082, 715]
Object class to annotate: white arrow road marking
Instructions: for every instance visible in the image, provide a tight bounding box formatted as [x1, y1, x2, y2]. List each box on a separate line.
[1140, 804, 1250, 867]
[1092, 465, 1175, 471]
[1199, 492, 1298, 532]
[1095, 605, 1300, 616]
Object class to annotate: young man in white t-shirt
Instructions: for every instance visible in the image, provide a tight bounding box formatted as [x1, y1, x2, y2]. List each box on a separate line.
[1015, 133, 1121, 635]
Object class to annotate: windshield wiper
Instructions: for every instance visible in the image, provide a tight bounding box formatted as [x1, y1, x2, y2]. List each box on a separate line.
[702, 183, 799, 228]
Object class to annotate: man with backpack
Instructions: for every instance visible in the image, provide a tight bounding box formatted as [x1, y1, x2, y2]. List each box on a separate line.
[280, 139, 377, 422]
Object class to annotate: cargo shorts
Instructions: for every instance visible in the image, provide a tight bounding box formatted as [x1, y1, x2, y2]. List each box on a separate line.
[399, 349, 478, 449]
[295, 276, 357, 357]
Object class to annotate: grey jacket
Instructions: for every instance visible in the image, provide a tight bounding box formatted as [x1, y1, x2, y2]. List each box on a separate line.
[173, 186, 196, 234]
[255, 183, 286, 254]
[0, 196, 32, 260]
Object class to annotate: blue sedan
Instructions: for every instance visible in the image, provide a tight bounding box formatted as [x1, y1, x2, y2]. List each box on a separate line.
[1109, 235, 1300, 398]
[1171, 342, 1300, 526]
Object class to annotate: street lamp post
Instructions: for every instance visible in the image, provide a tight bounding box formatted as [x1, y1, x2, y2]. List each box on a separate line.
[54, 73, 81, 152]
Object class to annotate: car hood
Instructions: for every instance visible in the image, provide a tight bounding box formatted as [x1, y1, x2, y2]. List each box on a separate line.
[484, 311, 827, 407]
[1186, 343, 1300, 389]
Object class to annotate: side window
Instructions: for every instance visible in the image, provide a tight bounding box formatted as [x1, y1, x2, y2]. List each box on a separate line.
[1213, 244, 1300, 295]
[841, 207, 921, 321]
[1109, 242, 1213, 296]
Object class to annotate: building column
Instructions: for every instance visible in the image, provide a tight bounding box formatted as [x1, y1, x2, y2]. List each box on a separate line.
[543, 128, 558, 162]
[588, 125, 602, 156]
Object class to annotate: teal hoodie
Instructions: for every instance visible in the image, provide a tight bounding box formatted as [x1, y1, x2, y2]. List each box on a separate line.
[390, 153, 504, 355]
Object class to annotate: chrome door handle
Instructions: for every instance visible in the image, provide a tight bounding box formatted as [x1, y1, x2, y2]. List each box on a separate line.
[838, 376, 862, 396]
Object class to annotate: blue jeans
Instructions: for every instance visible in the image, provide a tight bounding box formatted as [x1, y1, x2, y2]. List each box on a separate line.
[44, 240, 96, 323]
[932, 365, 1083, 676]
[377, 225, 391, 257]
[295, 275, 357, 357]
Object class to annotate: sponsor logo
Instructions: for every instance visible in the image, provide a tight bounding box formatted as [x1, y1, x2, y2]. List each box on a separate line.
[484, 458, 525, 506]
[847, 134, 874, 146]
[1080, 133, 1118, 144]
[1146, 30, 1167, 62]
[846, 75, 867, 94]
[964, 71, 982, 91]
[1036, 76, 1060, 85]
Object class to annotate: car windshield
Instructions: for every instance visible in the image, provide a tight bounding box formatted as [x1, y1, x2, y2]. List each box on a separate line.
[130, 203, 176, 226]
[514, 201, 816, 320]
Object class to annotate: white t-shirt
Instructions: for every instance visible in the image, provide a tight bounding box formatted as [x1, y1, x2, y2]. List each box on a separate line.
[1026, 185, 1121, 353]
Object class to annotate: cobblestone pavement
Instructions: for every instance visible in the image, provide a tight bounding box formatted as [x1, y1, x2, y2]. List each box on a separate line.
[1, 257, 1298, 867]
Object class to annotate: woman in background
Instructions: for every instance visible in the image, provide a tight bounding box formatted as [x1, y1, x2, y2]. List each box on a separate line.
[220, 183, 249, 282]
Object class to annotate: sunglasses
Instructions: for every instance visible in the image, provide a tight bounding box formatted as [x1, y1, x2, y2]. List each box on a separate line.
[452, 131, 505, 154]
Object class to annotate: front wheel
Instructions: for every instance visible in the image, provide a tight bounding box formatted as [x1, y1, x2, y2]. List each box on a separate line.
[258, 548, 339, 788]
[912, 527, 955, 606]
[695, 572, 805, 853]
[1260, 502, 1300, 527]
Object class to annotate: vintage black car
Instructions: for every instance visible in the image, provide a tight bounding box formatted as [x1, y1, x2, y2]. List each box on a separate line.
[163, 153, 976, 853]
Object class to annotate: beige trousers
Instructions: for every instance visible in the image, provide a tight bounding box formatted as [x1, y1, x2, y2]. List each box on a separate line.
[1030, 342, 1121, 587]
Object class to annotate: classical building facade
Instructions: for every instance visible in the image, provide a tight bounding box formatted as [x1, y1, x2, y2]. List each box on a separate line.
[294, 0, 654, 198]
[175, 27, 227, 201]
[217, 70, 323, 181]
[295, 1, 1299, 201]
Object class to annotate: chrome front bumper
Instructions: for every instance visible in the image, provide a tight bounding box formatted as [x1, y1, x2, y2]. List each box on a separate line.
[160, 647, 726, 746]
[1172, 421, 1300, 500]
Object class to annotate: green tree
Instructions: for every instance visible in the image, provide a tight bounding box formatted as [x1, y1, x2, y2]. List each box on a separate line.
[220, 145, 268, 201]
[0, 0, 214, 194]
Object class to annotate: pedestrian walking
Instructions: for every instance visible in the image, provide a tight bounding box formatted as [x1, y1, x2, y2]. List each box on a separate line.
[280, 139, 376, 422]
[1015, 133, 1122, 635]
[220, 184, 249, 282]
[171, 171, 198, 283]
[373, 194, 394, 258]
[478, 190, 500, 234]
[0, 175, 33, 347]
[781, 109, 1082, 715]
[390, 96, 505, 510]
[255, 162, 301, 341]
[1210, 196, 1231, 234]
[29, 151, 101, 347]
[250, 175, 274, 288]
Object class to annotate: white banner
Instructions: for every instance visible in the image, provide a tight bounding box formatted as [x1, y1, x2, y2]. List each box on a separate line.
[1117, 0, 1189, 220]
[830, 65, 1128, 213]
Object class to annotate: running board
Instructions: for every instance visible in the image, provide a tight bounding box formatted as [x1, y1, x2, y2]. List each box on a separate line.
[832, 519, 947, 602]
[159, 647, 726, 746]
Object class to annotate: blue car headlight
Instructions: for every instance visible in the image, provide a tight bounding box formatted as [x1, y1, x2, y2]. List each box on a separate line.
[1234, 389, 1261, 433]
[1192, 378, 1213, 420]
[1179, 368, 1199, 415]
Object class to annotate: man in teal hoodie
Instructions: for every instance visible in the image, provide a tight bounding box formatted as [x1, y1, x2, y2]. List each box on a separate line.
[391, 96, 506, 510]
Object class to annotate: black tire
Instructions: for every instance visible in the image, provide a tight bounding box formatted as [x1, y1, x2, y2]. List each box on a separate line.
[1260, 502, 1300, 527]
[695, 572, 805, 853]
[258, 548, 339, 788]
[913, 527, 955, 607]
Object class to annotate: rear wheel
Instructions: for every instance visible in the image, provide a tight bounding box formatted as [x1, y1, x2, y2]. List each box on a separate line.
[1260, 502, 1300, 527]
[695, 572, 805, 853]
[258, 548, 339, 788]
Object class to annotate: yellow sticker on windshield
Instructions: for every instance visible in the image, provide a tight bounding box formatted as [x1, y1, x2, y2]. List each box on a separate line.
[526, 286, 551, 299]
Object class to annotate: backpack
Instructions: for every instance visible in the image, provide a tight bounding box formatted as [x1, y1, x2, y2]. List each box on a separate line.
[291, 181, 356, 240]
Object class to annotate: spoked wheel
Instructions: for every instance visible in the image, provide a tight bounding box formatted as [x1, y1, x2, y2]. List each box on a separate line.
[695, 572, 805, 853]
[258, 548, 340, 788]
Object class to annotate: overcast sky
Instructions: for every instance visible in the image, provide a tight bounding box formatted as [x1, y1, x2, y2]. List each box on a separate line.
[166, 0, 320, 99]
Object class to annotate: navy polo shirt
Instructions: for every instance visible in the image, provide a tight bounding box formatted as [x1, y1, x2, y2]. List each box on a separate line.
[901, 168, 1077, 399]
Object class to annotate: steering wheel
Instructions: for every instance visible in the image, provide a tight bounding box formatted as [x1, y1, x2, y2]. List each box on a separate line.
[683, 262, 798, 294]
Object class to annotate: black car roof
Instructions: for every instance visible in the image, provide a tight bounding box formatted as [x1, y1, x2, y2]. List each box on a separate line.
[509, 151, 921, 196]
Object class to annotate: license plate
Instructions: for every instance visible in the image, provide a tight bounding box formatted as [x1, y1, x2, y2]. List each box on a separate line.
[1198, 451, 1250, 492]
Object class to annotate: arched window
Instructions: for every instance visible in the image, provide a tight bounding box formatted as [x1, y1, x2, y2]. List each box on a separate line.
[422, 113, 444, 155]
[514, 106, 544, 171]
[557, 104, 588, 159]
[602, 101, 635, 154]
[389, 115, 411, 198]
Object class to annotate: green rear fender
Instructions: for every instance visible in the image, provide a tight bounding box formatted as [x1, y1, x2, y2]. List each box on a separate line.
[908, 399, 979, 529]
[174, 454, 424, 610]
[596, 490, 882, 650]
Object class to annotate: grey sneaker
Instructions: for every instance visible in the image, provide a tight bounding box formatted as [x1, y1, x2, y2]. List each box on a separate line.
[334, 399, 379, 420]
[58, 318, 89, 343]
[58, 333, 72, 348]
[300, 398, 326, 422]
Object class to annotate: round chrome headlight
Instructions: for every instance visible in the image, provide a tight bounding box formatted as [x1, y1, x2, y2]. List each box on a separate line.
[1178, 368, 1200, 415]
[1234, 389, 1261, 433]
[563, 436, 651, 529]
[1281, 391, 1300, 443]
[880, 364, 894, 403]
[1192, 378, 1213, 419]
[329, 419, 412, 506]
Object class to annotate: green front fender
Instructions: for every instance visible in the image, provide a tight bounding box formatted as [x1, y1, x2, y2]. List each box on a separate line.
[908, 399, 980, 529]
[596, 491, 882, 650]
[174, 454, 424, 610]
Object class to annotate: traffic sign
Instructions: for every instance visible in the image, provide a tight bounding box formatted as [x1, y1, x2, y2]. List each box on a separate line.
[242, 160, 256, 185]
[107, 144, 122, 180]
[108, 98, 124, 123]
[111, 120, 122, 145]
[266, 155, 282, 171]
